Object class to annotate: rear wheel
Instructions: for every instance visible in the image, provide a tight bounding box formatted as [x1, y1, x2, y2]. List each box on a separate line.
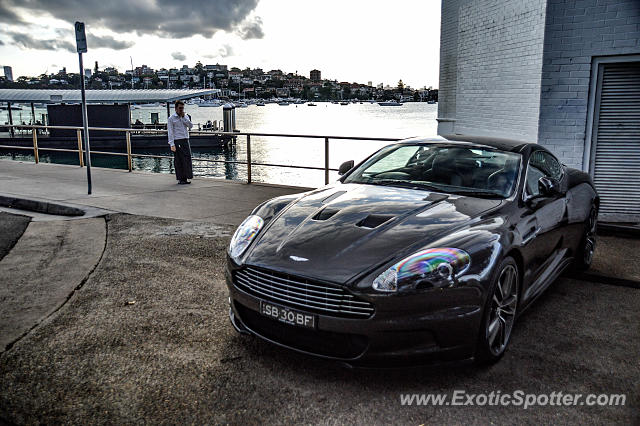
[573, 204, 597, 271]
[476, 257, 519, 364]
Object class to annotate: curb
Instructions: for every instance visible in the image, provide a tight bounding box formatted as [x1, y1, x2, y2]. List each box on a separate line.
[571, 272, 640, 290]
[0, 195, 85, 216]
[597, 223, 640, 239]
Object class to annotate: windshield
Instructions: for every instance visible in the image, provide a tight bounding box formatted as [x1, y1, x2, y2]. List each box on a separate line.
[344, 143, 521, 198]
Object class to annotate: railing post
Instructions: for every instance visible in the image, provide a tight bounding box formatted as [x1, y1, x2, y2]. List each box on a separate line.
[246, 134, 252, 184]
[126, 130, 132, 172]
[76, 129, 84, 167]
[324, 137, 330, 185]
[32, 127, 39, 164]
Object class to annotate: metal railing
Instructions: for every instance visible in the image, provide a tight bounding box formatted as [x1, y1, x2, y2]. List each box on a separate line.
[0, 124, 401, 185]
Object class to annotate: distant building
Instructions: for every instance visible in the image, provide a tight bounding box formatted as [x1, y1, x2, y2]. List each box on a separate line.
[310, 69, 321, 81]
[205, 64, 227, 72]
[438, 0, 640, 222]
[2, 66, 13, 82]
[84, 69, 92, 79]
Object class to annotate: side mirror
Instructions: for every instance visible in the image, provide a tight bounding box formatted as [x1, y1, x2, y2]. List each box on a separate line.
[538, 176, 561, 197]
[338, 160, 354, 176]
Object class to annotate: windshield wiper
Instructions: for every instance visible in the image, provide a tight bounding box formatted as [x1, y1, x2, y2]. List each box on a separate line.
[449, 189, 504, 198]
[363, 179, 446, 192]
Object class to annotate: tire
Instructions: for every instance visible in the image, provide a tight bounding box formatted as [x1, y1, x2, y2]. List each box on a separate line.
[572, 204, 597, 271]
[475, 256, 519, 365]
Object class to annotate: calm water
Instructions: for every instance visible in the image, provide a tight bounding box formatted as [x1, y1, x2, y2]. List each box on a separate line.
[1, 102, 438, 187]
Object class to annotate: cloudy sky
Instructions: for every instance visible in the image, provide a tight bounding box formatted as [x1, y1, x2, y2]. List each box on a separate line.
[0, 0, 441, 88]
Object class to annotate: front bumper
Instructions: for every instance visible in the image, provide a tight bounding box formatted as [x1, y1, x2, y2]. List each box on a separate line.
[226, 261, 485, 366]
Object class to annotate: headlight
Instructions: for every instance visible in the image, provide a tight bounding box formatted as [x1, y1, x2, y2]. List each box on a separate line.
[372, 248, 471, 292]
[228, 215, 264, 262]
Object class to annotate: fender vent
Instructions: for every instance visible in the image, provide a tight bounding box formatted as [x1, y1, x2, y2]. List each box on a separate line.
[313, 207, 340, 221]
[356, 214, 394, 229]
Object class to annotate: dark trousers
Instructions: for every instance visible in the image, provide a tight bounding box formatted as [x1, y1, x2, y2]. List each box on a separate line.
[173, 138, 193, 181]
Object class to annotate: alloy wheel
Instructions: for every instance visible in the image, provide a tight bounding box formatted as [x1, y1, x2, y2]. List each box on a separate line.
[487, 264, 518, 357]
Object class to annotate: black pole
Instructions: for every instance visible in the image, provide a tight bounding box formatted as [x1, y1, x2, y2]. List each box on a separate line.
[166, 102, 170, 119]
[7, 102, 14, 138]
[78, 52, 92, 194]
[30, 102, 35, 125]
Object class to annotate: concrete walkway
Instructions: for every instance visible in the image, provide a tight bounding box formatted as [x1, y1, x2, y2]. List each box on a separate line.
[0, 217, 106, 350]
[0, 160, 312, 225]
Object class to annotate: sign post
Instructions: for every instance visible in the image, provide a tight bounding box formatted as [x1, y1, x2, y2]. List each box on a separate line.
[75, 21, 92, 194]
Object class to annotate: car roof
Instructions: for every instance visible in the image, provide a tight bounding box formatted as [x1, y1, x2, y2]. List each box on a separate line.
[399, 135, 534, 153]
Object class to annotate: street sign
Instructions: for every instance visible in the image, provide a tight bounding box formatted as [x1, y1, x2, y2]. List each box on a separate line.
[75, 21, 87, 53]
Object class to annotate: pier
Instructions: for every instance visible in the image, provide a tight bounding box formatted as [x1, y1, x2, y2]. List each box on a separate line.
[0, 88, 235, 149]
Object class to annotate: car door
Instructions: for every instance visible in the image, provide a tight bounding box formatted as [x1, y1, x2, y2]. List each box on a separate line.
[519, 150, 568, 301]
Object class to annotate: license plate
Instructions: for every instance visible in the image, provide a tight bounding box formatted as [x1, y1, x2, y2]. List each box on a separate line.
[259, 300, 316, 329]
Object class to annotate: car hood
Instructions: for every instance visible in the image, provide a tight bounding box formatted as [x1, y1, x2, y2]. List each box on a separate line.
[245, 183, 502, 284]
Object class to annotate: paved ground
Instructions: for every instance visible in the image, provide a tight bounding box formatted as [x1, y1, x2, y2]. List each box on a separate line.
[0, 217, 105, 350]
[590, 235, 640, 283]
[0, 213, 638, 424]
[0, 160, 311, 225]
[0, 212, 30, 260]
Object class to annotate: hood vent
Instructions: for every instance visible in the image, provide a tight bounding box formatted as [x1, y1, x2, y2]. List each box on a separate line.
[356, 214, 395, 229]
[313, 207, 340, 221]
[321, 191, 347, 204]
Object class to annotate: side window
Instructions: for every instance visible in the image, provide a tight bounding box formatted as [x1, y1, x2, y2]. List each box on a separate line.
[526, 151, 563, 196]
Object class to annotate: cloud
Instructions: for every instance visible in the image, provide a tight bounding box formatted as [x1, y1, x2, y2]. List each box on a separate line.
[0, 3, 21, 23]
[88, 34, 134, 50]
[0, 0, 264, 40]
[7, 31, 75, 53]
[237, 17, 264, 40]
[5, 27, 133, 52]
[171, 52, 186, 61]
[203, 44, 234, 59]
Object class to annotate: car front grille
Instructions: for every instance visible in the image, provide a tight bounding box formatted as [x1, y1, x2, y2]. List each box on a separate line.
[233, 266, 374, 319]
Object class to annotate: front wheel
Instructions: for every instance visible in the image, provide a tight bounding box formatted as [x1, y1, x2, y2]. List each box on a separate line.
[476, 257, 519, 364]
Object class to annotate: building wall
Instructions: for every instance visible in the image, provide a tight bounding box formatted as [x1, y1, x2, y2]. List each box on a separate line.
[437, 0, 547, 141]
[538, 0, 640, 169]
[437, 0, 461, 134]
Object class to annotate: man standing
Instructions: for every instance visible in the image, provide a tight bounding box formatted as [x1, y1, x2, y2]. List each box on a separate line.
[167, 100, 193, 184]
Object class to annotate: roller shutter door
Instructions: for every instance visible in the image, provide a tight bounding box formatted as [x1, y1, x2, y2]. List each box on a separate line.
[592, 62, 640, 222]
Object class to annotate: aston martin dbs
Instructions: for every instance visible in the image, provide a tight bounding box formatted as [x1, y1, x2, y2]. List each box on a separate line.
[225, 136, 599, 365]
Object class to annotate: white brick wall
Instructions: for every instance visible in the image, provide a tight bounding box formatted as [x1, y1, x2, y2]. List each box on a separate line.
[438, 0, 640, 170]
[438, 0, 547, 141]
[538, 0, 640, 169]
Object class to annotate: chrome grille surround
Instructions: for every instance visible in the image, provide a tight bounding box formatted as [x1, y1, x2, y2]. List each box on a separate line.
[233, 266, 374, 319]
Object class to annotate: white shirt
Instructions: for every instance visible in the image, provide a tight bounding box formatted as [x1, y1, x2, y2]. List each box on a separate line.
[167, 112, 193, 147]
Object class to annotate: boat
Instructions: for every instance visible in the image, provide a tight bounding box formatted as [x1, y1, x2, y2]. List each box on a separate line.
[378, 100, 403, 106]
[234, 101, 248, 108]
[256, 102, 266, 106]
[427, 100, 436, 104]
[278, 101, 290, 106]
[198, 99, 224, 107]
[307, 102, 317, 106]
[340, 101, 349, 105]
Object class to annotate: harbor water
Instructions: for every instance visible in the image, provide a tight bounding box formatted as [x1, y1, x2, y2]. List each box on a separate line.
[0, 102, 438, 188]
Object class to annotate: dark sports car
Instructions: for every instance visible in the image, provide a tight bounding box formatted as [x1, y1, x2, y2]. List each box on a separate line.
[225, 136, 599, 365]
